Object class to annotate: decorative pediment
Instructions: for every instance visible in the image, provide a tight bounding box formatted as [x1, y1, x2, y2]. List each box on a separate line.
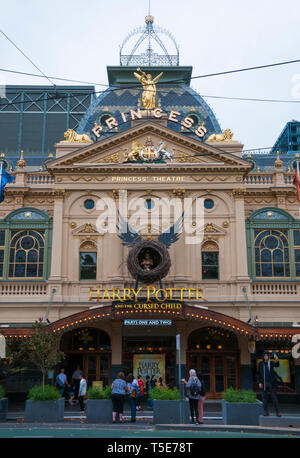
[72, 223, 102, 242]
[196, 222, 227, 237]
[47, 121, 252, 174]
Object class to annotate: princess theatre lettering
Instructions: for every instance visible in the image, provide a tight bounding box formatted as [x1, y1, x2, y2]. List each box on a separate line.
[1, 12, 300, 403]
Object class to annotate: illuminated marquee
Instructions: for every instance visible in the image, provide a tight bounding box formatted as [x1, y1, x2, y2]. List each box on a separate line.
[89, 286, 207, 302]
[92, 109, 207, 139]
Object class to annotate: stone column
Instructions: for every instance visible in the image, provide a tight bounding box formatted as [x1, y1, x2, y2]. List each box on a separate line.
[49, 190, 65, 281]
[232, 189, 249, 281]
[238, 335, 253, 390]
[110, 322, 123, 380]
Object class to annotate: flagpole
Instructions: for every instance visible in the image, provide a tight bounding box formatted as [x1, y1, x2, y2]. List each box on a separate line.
[0, 162, 2, 190]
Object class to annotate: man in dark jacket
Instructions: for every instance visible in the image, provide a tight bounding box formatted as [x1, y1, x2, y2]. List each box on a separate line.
[257, 352, 281, 417]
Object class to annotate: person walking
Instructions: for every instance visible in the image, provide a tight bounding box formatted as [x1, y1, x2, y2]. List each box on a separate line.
[72, 365, 82, 399]
[126, 373, 140, 422]
[182, 369, 202, 424]
[150, 375, 157, 389]
[56, 368, 67, 398]
[145, 375, 152, 409]
[258, 352, 281, 417]
[197, 375, 206, 424]
[67, 380, 76, 406]
[136, 375, 144, 411]
[78, 372, 87, 412]
[111, 372, 127, 423]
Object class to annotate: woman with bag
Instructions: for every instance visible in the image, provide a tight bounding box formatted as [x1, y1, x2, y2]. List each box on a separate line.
[182, 369, 202, 424]
[111, 371, 128, 423]
[126, 373, 140, 422]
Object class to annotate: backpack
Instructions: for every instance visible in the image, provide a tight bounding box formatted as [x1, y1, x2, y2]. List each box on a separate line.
[189, 381, 200, 397]
[131, 383, 141, 398]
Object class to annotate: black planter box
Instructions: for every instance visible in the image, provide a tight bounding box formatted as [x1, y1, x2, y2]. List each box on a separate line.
[24, 398, 64, 422]
[222, 399, 263, 425]
[86, 399, 112, 423]
[0, 398, 8, 422]
[153, 400, 190, 424]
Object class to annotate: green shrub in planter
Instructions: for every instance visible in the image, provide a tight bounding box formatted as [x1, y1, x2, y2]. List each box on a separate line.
[149, 386, 179, 401]
[0, 385, 5, 399]
[222, 387, 257, 403]
[87, 385, 111, 400]
[28, 385, 60, 401]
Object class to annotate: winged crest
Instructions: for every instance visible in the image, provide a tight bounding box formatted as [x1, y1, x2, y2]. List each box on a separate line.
[117, 211, 184, 248]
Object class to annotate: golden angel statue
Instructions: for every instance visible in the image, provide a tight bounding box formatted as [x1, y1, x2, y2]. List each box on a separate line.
[133, 67, 163, 110]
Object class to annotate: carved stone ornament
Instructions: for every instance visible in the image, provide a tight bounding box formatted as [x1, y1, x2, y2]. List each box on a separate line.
[63, 129, 93, 143]
[206, 129, 238, 143]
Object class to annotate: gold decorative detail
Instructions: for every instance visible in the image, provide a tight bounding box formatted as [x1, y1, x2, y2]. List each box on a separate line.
[202, 240, 218, 251]
[205, 223, 217, 233]
[70, 222, 77, 229]
[56, 177, 63, 182]
[48, 152, 54, 159]
[17, 150, 26, 169]
[82, 223, 98, 233]
[96, 152, 121, 163]
[0, 152, 5, 158]
[206, 129, 238, 143]
[231, 188, 247, 198]
[52, 189, 66, 199]
[63, 129, 93, 143]
[171, 189, 188, 199]
[222, 221, 229, 228]
[80, 241, 96, 250]
[111, 190, 120, 200]
[146, 190, 152, 196]
[274, 151, 283, 169]
[133, 68, 163, 109]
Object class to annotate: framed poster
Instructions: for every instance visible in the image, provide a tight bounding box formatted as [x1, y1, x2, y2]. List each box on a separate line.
[133, 354, 165, 381]
[257, 359, 291, 383]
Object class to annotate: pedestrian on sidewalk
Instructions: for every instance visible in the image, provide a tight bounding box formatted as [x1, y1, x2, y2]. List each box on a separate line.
[182, 369, 202, 424]
[136, 375, 144, 411]
[126, 373, 140, 422]
[111, 371, 127, 423]
[78, 372, 87, 412]
[145, 375, 153, 409]
[197, 376, 206, 424]
[72, 365, 82, 399]
[67, 380, 76, 406]
[258, 351, 281, 417]
[56, 368, 67, 398]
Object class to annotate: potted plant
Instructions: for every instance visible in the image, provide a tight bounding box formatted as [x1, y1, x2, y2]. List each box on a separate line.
[0, 385, 8, 422]
[25, 385, 64, 422]
[150, 386, 189, 424]
[222, 387, 263, 425]
[13, 319, 65, 422]
[86, 385, 112, 423]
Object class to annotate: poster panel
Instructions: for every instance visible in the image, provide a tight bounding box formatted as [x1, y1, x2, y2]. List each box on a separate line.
[257, 359, 291, 383]
[133, 354, 165, 382]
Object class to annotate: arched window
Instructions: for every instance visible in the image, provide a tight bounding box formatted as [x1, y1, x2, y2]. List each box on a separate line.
[201, 241, 219, 280]
[246, 208, 300, 280]
[254, 229, 290, 278]
[80, 241, 97, 280]
[8, 230, 45, 278]
[0, 207, 52, 280]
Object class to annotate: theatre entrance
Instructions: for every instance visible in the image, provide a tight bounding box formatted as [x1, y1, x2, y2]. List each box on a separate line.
[187, 327, 240, 398]
[122, 323, 177, 383]
[60, 327, 111, 388]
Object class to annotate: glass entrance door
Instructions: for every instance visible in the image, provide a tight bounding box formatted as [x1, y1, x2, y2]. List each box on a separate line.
[186, 352, 239, 398]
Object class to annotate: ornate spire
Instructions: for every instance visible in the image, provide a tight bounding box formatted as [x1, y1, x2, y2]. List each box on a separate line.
[17, 150, 26, 169]
[274, 150, 283, 169]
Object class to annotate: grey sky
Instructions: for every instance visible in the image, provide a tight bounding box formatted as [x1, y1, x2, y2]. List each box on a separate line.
[1, 0, 300, 150]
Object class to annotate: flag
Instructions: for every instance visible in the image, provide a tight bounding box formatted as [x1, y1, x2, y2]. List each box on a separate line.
[0, 166, 15, 203]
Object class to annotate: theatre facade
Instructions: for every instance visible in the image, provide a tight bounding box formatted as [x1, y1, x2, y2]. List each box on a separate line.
[1, 16, 300, 399]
